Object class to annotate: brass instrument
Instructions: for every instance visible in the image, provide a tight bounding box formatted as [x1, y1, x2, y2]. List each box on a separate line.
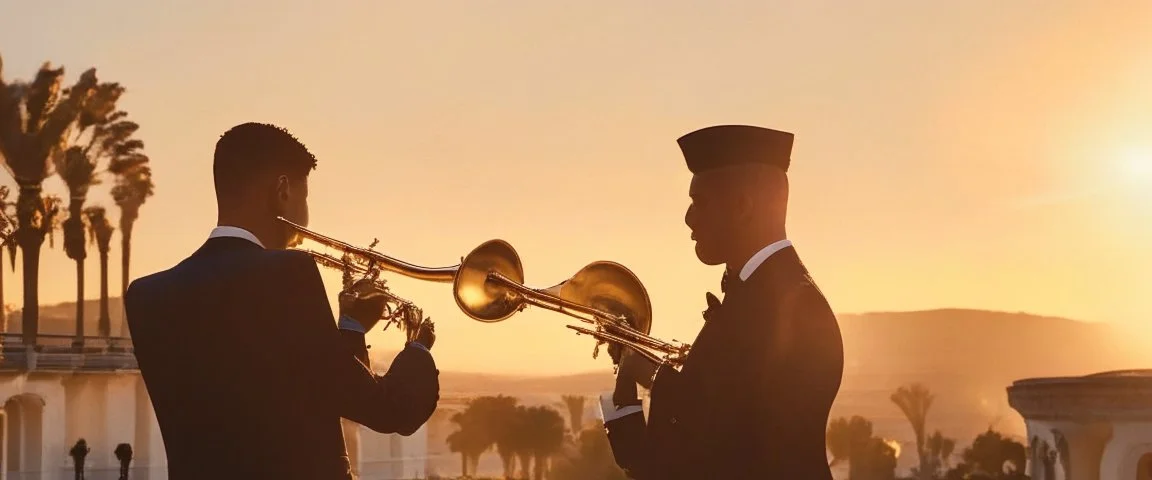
[305, 248, 428, 340]
[276, 216, 692, 367]
[455, 254, 692, 368]
[278, 216, 453, 339]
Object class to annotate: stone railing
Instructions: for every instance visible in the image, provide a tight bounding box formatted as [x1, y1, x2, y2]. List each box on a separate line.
[0, 333, 137, 371]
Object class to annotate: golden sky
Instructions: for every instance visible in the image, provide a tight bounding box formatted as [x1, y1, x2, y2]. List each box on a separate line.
[1, 1, 1149, 374]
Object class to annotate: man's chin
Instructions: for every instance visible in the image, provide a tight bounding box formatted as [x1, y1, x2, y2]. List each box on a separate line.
[694, 244, 724, 266]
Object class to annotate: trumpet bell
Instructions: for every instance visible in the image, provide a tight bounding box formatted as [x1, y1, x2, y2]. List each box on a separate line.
[453, 239, 525, 322]
[556, 261, 652, 335]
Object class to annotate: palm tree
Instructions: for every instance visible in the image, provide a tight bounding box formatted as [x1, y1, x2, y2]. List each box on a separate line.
[560, 395, 586, 436]
[925, 430, 956, 475]
[826, 415, 874, 469]
[0, 56, 102, 346]
[952, 429, 1027, 479]
[106, 117, 150, 310]
[55, 83, 124, 347]
[508, 405, 536, 480]
[83, 206, 114, 337]
[549, 421, 629, 480]
[446, 410, 488, 479]
[891, 383, 935, 480]
[521, 405, 565, 480]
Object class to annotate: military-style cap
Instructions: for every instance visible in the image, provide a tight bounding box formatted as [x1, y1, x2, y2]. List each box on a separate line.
[677, 125, 794, 173]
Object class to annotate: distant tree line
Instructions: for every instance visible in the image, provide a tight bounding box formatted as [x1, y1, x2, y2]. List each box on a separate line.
[441, 384, 1032, 480]
[827, 382, 1028, 480]
[443, 394, 627, 480]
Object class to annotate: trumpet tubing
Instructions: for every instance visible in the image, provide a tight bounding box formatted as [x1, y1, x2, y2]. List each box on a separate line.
[276, 216, 692, 367]
[279, 216, 459, 283]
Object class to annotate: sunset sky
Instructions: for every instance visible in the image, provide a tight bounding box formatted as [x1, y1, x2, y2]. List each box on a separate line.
[1, 1, 1149, 375]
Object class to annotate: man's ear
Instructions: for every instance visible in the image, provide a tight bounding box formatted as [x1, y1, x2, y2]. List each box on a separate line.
[733, 189, 755, 220]
[275, 174, 291, 201]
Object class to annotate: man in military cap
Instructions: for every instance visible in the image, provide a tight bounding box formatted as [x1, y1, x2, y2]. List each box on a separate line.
[600, 125, 844, 479]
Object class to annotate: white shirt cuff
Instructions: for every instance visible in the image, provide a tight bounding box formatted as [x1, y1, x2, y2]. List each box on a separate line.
[598, 392, 643, 422]
[338, 315, 367, 333]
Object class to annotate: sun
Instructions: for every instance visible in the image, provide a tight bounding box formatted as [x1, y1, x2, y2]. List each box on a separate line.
[1119, 147, 1152, 186]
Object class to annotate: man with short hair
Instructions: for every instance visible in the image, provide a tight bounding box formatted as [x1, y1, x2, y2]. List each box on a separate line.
[602, 125, 844, 479]
[125, 122, 439, 479]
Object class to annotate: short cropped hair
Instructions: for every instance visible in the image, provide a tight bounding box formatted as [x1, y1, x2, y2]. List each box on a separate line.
[213, 122, 317, 200]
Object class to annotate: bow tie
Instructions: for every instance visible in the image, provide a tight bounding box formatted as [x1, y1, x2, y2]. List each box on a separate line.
[702, 292, 722, 323]
[703, 271, 730, 323]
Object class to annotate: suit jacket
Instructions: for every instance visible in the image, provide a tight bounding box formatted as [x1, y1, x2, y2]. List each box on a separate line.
[125, 236, 440, 480]
[605, 246, 843, 479]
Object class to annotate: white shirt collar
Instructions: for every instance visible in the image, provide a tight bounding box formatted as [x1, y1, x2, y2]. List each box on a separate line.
[209, 226, 265, 249]
[738, 239, 792, 281]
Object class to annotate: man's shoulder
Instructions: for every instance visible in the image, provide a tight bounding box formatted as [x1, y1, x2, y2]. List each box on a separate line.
[126, 249, 316, 302]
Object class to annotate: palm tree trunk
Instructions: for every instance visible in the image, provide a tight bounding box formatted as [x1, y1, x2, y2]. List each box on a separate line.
[533, 454, 546, 480]
[460, 452, 467, 477]
[98, 249, 110, 337]
[519, 454, 532, 480]
[916, 435, 929, 480]
[0, 251, 6, 333]
[120, 226, 131, 297]
[119, 222, 133, 338]
[18, 231, 42, 346]
[73, 259, 84, 347]
[15, 186, 49, 347]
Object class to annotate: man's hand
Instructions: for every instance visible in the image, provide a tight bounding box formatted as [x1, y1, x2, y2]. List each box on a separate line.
[411, 318, 436, 350]
[618, 347, 657, 389]
[612, 347, 657, 406]
[338, 279, 389, 331]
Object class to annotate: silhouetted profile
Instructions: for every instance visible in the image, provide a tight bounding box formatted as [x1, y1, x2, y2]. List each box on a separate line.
[601, 125, 844, 479]
[114, 443, 133, 480]
[125, 123, 439, 479]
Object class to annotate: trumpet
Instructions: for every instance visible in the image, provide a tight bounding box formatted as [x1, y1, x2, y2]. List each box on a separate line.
[278, 216, 451, 338]
[457, 257, 692, 368]
[276, 216, 692, 367]
[305, 248, 428, 340]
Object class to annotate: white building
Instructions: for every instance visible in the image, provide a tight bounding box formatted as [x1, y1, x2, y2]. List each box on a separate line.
[1007, 369, 1152, 480]
[0, 333, 430, 480]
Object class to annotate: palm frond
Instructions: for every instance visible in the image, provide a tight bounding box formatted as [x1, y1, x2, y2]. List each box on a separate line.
[23, 63, 65, 133]
[27, 68, 98, 185]
[76, 82, 124, 131]
[108, 153, 148, 176]
[0, 83, 27, 171]
[83, 205, 110, 247]
[55, 145, 97, 193]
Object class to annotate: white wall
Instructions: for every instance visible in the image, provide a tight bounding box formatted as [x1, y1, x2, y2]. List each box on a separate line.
[0, 372, 430, 480]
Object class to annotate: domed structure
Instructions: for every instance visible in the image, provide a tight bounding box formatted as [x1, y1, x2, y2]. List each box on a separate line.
[1007, 369, 1152, 480]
